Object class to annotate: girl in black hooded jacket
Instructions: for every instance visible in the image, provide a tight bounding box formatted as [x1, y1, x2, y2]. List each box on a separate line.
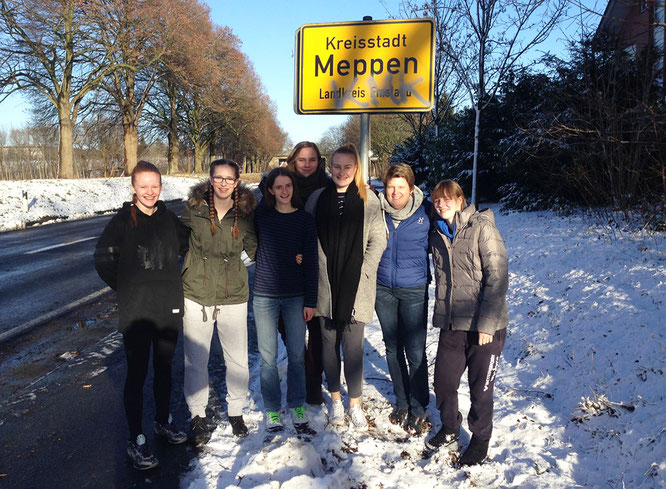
[94, 161, 190, 470]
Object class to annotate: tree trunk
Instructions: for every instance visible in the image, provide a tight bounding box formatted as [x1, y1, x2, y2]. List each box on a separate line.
[193, 141, 208, 173]
[167, 90, 179, 174]
[57, 106, 75, 179]
[471, 104, 480, 206]
[123, 122, 138, 175]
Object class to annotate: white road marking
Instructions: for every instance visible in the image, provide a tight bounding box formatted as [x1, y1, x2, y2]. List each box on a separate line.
[25, 236, 97, 254]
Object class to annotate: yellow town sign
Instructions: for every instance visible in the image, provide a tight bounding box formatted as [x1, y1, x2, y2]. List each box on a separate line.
[295, 18, 435, 114]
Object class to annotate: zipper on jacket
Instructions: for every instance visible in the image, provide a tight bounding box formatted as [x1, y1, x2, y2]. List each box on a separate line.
[224, 258, 230, 299]
[391, 226, 398, 287]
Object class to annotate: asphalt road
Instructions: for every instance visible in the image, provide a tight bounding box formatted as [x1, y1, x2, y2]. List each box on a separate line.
[0, 267, 259, 489]
[0, 200, 185, 335]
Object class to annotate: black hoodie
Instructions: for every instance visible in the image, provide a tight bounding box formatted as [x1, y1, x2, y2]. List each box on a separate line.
[94, 201, 190, 333]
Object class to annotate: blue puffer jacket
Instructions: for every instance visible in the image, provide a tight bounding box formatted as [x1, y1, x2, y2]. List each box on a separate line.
[377, 191, 431, 289]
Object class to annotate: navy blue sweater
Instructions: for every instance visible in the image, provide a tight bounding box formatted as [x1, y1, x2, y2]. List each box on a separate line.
[377, 202, 430, 289]
[253, 205, 318, 307]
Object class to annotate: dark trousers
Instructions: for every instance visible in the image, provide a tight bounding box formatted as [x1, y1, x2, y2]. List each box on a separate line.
[320, 317, 365, 398]
[375, 284, 429, 417]
[122, 320, 179, 439]
[433, 328, 506, 441]
[278, 315, 324, 404]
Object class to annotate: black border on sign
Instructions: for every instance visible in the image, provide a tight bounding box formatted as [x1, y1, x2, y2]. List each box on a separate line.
[295, 18, 435, 115]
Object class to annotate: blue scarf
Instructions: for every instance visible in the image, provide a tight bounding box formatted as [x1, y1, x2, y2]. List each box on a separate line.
[436, 218, 456, 242]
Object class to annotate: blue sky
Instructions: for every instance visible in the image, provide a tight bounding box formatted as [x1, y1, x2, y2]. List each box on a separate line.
[203, 0, 405, 143]
[0, 0, 604, 143]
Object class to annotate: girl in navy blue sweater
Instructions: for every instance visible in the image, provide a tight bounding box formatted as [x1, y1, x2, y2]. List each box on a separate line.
[253, 167, 318, 434]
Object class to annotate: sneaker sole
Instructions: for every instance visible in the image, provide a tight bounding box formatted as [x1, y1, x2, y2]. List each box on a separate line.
[155, 432, 188, 445]
[425, 440, 459, 452]
[127, 455, 159, 471]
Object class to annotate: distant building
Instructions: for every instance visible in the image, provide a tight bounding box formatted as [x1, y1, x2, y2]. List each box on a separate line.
[597, 0, 665, 79]
[267, 154, 289, 168]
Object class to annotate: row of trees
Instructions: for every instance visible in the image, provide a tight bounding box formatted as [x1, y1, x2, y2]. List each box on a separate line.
[0, 0, 286, 179]
[393, 34, 666, 228]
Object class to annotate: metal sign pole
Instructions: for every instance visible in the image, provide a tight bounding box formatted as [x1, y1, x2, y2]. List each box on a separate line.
[359, 15, 372, 184]
[360, 113, 370, 183]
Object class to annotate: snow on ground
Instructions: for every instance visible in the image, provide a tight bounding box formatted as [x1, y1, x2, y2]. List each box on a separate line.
[0, 176, 202, 231]
[3, 177, 664, 488]
[181, 208, 665, 489]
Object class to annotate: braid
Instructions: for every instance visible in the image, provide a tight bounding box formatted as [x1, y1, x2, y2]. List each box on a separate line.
[209, 183, 217, 235]
[231, 185, 239, 239]
[130, 194, 138, 227]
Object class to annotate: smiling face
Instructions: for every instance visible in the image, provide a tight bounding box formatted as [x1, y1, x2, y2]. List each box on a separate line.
[210, 164, 238, 200]
[293, 147, 319, 178]
[434, 194, 464, 223]
[386, 177, 412, 211]
[330, 152, 357, 192]
[269, 175, 294, 208]
[130, 171, 162, 215]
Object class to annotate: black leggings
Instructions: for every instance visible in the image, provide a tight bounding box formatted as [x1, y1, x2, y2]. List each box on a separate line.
[122, 320, 179, 439]
[320, 317, 365, 399]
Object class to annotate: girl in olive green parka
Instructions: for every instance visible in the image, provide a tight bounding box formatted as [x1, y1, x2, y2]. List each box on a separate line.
[181, 159, 257, 443]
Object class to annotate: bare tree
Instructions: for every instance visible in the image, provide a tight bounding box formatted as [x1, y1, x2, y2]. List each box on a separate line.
[143, 0, 214, 174]
[0, 0, 116, 178]
[412, 0, 566, 203]
[94, 0, 193, 174]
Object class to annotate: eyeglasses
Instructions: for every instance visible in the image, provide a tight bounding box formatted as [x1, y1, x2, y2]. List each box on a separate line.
[212, 176, 237, 184]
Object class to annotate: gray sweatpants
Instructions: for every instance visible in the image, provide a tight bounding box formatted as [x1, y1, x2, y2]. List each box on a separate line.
[320, 317, 365, 398]
[183, 297, 249, 418]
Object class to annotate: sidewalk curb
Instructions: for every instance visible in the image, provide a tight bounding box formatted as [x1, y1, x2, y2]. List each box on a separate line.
[0, 287, 112, 344]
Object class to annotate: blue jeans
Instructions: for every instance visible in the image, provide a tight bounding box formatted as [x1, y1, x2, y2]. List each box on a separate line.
[253, 294, 307, 412]
[375, 284, 429, 417]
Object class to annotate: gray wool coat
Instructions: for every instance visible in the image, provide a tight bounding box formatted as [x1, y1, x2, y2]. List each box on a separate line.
[305, 188, 387, 324]
[429, 204, 509, 334]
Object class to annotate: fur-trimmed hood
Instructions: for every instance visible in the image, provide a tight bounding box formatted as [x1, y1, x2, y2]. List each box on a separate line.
[187, 180, 256, 218]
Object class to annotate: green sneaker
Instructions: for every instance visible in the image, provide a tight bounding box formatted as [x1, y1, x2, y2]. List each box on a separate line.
[265, 411, 283, 433]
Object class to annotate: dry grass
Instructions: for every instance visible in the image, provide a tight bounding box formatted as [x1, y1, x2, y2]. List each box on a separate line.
[240, 173, 263, 184]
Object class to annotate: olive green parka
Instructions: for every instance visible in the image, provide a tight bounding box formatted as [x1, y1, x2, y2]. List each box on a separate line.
[181, 181, 257, 306]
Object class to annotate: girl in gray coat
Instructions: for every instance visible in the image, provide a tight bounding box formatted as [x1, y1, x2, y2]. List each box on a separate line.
[425, 180, 508, 466]
[305, 143, 387, 430]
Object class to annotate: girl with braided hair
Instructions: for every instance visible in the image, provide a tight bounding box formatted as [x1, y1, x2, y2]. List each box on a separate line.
[94, 161, 190, 470]
[180, 159, 257, 445]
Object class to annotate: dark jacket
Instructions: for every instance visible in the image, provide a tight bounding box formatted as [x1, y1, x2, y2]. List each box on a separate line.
[305, 187, 387, 323]
[94, 201, 190, 333]
[429, 205, 509, 334]
[253, 205, 319, 307]
[377, 192, 431, 289]
[181, 181, 257, 306]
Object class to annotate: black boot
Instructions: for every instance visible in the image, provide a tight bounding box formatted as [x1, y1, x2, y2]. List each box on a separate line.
[405, 414, 427, 435]
[189, 416, 211, 447]
[229, 415, 249, 438]
[425, 426, 459, 452]
[459, 436, 489, 466]
[388, 406, 409, 427]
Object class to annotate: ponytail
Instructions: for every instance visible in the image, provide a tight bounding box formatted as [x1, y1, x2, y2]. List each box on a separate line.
[208, 183, 217, 235]
[130, 194, 138, 227]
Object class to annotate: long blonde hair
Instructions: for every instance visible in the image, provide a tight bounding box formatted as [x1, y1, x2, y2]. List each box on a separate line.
[330, 143, 367, 204]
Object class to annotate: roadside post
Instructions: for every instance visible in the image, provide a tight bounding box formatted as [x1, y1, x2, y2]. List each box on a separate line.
[21, 190, 28, 229]
[295, 16, 435, 182]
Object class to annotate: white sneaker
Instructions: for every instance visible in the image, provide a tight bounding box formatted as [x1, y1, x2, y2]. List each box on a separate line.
[349, 404, 368, 430]
[329, 400, 345, 426]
